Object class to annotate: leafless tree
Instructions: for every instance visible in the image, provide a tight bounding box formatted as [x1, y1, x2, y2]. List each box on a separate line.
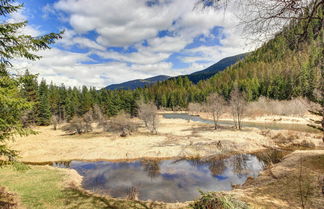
[82, 110, 93, 133]
[51, 115, 59, 130]
[138, 102, 159, 134]
[188, 102, 202, 122]
[188, 103, 203, 122]
[230, 88, 247, 130]
[102, 113, 139, 137]
[62, 110, 94, 135]
[92, 104, 104, 123]
[198, 0, 324, 42]
[188, 103, 201, 116]
[62, 116, 86, 135]
[308, 88, 324, 142]
[205, 93, 226, 129]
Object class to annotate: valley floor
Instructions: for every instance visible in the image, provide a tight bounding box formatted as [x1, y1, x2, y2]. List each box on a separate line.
[8, 116, 321, 163]
[2, 115, 324, 209]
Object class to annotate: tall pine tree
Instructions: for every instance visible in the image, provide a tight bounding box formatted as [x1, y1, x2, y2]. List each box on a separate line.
[0, 0, 61, 161]
[37, 80, 51, 126]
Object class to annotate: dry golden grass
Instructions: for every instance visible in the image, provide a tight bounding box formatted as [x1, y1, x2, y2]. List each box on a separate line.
[230, 150, 324, 209]
[8, 117, 284, 163]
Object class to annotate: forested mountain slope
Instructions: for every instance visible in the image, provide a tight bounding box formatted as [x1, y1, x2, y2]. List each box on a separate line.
[105, 75, 171, 90]
[185, 53, 247, 83]
[136, 7, 323, 108]
[104, 53, 246, 90]
[18, 5, 323, 123]
[198, 18, 323, 101]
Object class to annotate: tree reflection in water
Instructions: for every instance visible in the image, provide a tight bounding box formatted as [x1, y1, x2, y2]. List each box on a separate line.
[52, 154, 265, 202]
[141, 160, 161, 178]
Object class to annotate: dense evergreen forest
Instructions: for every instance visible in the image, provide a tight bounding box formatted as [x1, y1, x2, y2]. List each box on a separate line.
[19, 6, 323, 125]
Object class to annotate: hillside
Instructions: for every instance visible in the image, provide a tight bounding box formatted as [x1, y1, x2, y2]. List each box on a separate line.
[135, 11, 323, 109]
[105, 53, 246, 90]
[105, 75, 171, 90]
[186, 53, 247, 83]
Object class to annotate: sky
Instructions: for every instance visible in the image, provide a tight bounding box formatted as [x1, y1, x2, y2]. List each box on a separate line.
[11, 0, 255, 88]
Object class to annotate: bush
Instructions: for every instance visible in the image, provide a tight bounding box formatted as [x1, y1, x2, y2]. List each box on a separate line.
[138, 102, 159, 134]
[191, 192, 250, 209]
[100, 113, 138, 137]
[62, 116, 92, 135]
[246, 97, 311, 117]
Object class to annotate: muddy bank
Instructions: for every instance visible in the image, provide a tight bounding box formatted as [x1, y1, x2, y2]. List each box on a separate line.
[228, 150, 324, 208]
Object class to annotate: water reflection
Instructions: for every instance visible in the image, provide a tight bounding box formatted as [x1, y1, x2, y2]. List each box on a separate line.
[141, 160, 160, 178]
[53, 154, 264, 202]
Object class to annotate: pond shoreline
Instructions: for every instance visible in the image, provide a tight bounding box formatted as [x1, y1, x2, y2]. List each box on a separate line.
[4, 113, 323, 208]
[54, 153, 265, 203]
[22, 149, 268, 165]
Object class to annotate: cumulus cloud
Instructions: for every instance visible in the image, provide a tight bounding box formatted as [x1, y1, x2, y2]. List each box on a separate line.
[13, 48, 178, 88]
[8, 9, 42, 36]
[9, 0, 258, 88]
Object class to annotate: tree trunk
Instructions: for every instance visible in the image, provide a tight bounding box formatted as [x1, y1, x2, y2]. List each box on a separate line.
[213, 112, 217, 130]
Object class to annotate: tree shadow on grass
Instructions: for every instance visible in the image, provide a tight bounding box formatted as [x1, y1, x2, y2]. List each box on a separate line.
[62, 185, 164, 209]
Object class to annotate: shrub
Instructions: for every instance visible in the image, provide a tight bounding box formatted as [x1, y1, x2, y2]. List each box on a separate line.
[100, 113, 138, 137]
[191, 192, 250, 209]
[138, 102, 159, 134]
[205, 93, 226, 130]
[51, 115, 59, 130]
[246, 97, 311, 117]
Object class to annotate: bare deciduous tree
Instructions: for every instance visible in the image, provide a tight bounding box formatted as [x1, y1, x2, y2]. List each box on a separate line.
[205, 93, 226, 129]
[198, 0, 324, 42]
[138, 102, 159, 134]
[230, 88, 247, 130]
[62, 116, 86, 135]
[82, 110, 93, 133]
[62, 110, 94, 135]
[92, 104, 104, 123]
[308, 88, 324, 142]
[188, 102, 202, 122]
[51, 115, 59, 130]
[101, 113, 138, 137]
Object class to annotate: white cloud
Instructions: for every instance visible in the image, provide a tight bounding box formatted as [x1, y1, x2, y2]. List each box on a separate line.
[9, 0, 261, 88]
[8, 9, 42, 36]
[12, 48, 178, 88]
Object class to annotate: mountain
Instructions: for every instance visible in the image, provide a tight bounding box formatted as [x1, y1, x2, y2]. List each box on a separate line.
[138, 11, 323, 108]
[185, 53, 247, 83]
[105, 75, 171, 90]
[104, 53, 246, 90]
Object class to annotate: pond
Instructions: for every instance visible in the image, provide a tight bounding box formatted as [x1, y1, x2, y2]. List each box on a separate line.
[163, 113, 316, 132]
[53, 154, 264, 202]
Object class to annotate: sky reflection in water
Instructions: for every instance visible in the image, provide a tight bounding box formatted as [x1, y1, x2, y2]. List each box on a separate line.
[53, 154, 264, 202]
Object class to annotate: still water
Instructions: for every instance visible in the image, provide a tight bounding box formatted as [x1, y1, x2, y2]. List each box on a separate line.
[53, 154, 264, 202]
[163, 113, 316, 132]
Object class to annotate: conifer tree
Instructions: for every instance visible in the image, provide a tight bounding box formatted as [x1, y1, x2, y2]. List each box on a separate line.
[0, 0, 61, 161]
[37, 80, 51, 125]
[20, 69, 39, 125]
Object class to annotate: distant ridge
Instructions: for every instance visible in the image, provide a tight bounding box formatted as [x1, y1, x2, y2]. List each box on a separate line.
[185, 53, 247, 83]
[104, 53, 247, 90]
[105, 75, 171, 90]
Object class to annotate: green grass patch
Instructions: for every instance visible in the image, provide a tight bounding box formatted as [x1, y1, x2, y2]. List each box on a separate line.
[0, 166, 167, 209]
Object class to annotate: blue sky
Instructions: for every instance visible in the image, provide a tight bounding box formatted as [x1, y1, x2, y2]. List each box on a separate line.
[12, 0, 250, 88]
